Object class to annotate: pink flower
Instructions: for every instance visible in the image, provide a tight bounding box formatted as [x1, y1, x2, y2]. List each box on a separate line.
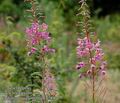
[25, 22, 54, 56]
[31, 22, 39, 31]
[42, 45, 55, 53]
[95, 53, 104, 61]
[100, 65, 105, 70]
[101, 70, 106, 75]
[76, 45, 89, 57]
[26, 22, 39, 35]
[95, 48, 102, 54]
[50, 48, 55, 53]
[77, 38, 83, 46]
[91, 64, 96, 69]
[76, 62, 85, 69]
[27, 47, 37, 56]
[86, 40, 93, 49]
[100, 61, 107, 70]
[31, 38, 38, 45]
[42, 45, 49, 52]
[41, 23, 48, 31]
[31, 47, 37, 53]
[94, 40, 100, 48]
[41, 32, 51, 41]
[90, 58, 96, 64]
[76, 37, 95, 58]
[87, 69, 92, 75]
[26, 28, 33, 36]
[102, 61, 107, 65]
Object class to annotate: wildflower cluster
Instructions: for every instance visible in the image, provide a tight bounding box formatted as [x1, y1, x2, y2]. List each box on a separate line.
[76, 0, 107, 79]
[76, 37, 107, 78]
[26, 22, 55, 56]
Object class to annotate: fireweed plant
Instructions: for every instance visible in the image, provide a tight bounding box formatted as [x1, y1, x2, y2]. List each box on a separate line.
[76, 0, 107, 103]
[24, 0, 57, 102]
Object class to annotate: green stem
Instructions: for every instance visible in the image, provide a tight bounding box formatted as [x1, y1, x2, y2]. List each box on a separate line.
[42, 54, 48, 103]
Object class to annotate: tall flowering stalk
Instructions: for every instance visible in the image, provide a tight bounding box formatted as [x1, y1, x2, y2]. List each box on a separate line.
[76, 0, 107, 103]
[24, 0, 57, 102]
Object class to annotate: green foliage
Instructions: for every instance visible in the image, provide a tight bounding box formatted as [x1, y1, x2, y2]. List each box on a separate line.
[0, 64, 16, 91]
[94, 15, 120, 42]
[0, 0, 20, 16]
[108, 52, 120, 70]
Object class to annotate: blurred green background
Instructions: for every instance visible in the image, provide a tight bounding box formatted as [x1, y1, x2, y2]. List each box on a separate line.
[0, 0, 120, 103]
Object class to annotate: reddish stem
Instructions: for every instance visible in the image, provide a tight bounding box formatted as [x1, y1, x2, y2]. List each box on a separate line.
[85, 27, 95, 103]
